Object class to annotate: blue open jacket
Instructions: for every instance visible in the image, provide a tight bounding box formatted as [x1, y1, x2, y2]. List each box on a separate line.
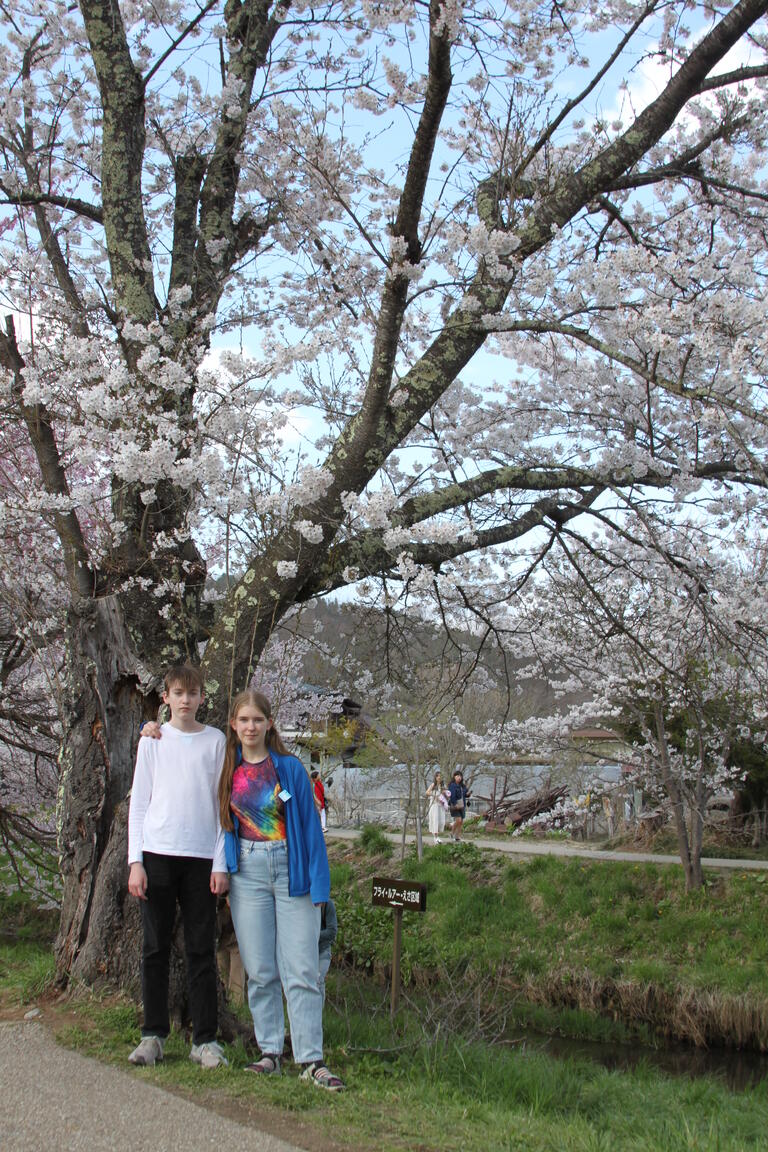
[224, 749, 330, 905]
[448, 779, 469, 809]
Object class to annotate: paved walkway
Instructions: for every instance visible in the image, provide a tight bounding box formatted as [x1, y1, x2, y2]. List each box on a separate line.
[0, 1021, 302, 1152]
[326, 827, 768, 870]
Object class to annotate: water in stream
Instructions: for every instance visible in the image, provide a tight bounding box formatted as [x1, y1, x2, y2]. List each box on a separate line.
[516, 1029, 768, 1092]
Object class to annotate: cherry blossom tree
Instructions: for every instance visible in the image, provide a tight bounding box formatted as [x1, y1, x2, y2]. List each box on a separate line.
[352, 673, 496, 857]
[501, 538, 768, 890]
[0, 608, 60, 899]
[0, 0, 767, 982]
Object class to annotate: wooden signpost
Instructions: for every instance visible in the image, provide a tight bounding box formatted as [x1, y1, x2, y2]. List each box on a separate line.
[372, 877, 427, 1017]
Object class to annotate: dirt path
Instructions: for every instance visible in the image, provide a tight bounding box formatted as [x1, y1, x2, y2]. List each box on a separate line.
[0, 1021, 304, 1152]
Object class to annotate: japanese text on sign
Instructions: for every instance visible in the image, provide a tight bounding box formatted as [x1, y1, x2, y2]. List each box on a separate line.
[371, 876, 427, 912]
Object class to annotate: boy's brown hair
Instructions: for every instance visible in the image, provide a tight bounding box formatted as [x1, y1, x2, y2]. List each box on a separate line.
[163, 663, 205, 694]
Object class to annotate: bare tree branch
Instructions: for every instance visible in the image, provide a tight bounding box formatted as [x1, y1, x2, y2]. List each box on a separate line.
[0, 186, 103, 223]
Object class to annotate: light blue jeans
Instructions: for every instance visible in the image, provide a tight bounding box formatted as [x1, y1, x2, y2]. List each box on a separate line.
[228, 839, 323, 1064]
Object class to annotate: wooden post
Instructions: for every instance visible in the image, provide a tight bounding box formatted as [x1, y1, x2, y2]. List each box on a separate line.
[371, 877, 426, 1021]
[391, 906, 403, 1018]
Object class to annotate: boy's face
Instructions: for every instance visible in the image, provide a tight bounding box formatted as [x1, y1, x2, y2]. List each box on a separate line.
[162, 681, 203, 720]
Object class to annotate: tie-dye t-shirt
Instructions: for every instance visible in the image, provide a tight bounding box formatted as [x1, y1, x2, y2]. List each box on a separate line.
[231, 755, 286, 842]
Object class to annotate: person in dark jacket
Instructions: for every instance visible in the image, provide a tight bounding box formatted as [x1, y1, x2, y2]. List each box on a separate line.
[318, 897, 337, 1001]
[448, 770, 471, 842]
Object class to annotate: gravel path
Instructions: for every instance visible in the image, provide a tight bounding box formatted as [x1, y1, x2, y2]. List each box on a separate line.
[0, 1021, 303, 1152]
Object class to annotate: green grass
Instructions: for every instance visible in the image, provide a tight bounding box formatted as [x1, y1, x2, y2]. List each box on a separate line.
[333, 846, 768, 999]
[0, 939, 56, 1002]
[0, 887, 58, 1005]
[329, 842, 768, 1053]
[4, 854, 768, 1151]
[47, 973, 768, 1152]
[359, 823, 393, 856]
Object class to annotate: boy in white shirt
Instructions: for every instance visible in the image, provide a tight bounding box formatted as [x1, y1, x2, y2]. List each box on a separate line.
[127, 664, 229, 1068]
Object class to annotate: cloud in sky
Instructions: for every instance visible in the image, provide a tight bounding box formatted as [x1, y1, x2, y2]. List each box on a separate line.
[201, 344, 315, 451]
[603, 31, 758, 133]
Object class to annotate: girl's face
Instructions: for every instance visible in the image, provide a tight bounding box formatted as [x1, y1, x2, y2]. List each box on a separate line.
[231, 703, 273, 749]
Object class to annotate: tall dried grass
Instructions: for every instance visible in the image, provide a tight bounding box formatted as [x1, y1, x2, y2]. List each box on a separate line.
[520, 968, 768, 1050]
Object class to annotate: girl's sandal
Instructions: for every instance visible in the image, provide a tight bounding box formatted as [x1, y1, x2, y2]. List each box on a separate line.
[245, 1053, 281, 1074]
[300, 1061, 345, 1091]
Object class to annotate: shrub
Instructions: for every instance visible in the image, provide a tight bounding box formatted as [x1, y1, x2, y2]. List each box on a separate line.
[359, 824, 392, 856]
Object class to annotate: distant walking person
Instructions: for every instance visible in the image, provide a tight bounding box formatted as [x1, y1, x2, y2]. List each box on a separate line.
[448, 770, 471, 842]
[311, 769, 327, 834]
[426, 771, 450, 844]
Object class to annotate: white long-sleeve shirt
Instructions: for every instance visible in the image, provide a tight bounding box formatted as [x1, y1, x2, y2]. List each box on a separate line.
[128, 723, 227, 872]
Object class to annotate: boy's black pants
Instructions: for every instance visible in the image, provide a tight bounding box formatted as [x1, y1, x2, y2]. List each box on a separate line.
[140, 852, 217, 1044]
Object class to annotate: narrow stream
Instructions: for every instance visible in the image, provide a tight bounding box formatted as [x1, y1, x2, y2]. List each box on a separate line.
[515, 1029, 768, 1092]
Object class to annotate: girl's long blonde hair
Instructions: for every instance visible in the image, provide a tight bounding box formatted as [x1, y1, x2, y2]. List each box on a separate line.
[218, 689, 289, 830]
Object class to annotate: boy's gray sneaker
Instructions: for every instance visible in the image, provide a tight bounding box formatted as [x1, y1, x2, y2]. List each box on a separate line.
[128, 1035, 165, 1066]
[190, 1040, 228, 1068]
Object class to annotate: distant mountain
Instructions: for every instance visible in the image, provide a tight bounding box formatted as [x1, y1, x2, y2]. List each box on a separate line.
[270, 597, 589, 722]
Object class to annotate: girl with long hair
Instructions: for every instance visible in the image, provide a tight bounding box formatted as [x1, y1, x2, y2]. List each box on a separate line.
[220, 689, 344, 1090]
[425, 770, 449, 844]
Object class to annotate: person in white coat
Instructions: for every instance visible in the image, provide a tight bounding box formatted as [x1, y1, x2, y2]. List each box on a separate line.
[426, 771, 449, 844]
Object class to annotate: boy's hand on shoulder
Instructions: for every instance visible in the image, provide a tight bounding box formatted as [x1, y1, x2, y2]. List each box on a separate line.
[140, 721, 162, 740]
[128, 862, 148, 900]
[210, 871, 229, 896]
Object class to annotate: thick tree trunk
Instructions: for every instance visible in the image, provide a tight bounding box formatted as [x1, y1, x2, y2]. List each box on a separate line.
[53, 595, 254, 1041]
[653, 702, 703, 893]
[63, 796, 143, 992]
[55, 597, 151, 982]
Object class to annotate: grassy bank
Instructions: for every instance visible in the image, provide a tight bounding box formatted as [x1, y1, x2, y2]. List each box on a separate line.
[5, 847, 768, 1151]
[598, 827, 768, 862]
[2, 961, 768, 1151]
[330, 840, 768, 1049]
